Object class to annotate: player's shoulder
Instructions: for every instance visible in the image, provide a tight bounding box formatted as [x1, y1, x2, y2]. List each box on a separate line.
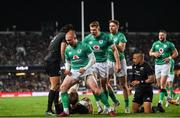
[101, 32, 109, 37]
[78, 41, 89, 48]
[166, 40, 174, 45]
[100, 32, 110, 40]
[118, 32, 127, 41]
[144, 61, 153, 69]
[144, 61, 151, 67]
[65, 45, 72, 50]
[152, 40, 160, 45]
[54, 32, 65, 39]
[78, 41, 85, 46]
[118, 32, 125, 36]
[84, 34, 92, 40]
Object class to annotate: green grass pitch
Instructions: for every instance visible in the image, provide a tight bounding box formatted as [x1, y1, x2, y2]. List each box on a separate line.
[0, 94, 179, 117]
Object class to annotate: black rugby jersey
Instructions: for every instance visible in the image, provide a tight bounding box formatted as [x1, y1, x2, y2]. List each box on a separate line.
[132, 62, 154, 89]
[45, 32, 66, 62]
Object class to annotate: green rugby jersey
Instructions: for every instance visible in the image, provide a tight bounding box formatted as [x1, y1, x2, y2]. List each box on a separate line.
[108, 32, 127, 62]
[65, 41, 93, 70]
[83, 32, 110, 62]
[169, 59, 175, 74]
[150, 40, 176, 65]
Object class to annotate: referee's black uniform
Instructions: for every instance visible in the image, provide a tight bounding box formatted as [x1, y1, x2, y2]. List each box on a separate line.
[132, 62, 154, 105]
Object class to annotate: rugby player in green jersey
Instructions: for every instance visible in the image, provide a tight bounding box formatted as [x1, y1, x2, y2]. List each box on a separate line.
[83, 21, 120, 114]
[149, 30, 178, 112]
[108, 20, 130, 113]
[57, 30, 116, 117]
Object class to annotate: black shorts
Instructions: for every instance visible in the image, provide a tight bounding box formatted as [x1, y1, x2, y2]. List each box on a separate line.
[44, 60, 60, 77]
[133, 88, 153, 105]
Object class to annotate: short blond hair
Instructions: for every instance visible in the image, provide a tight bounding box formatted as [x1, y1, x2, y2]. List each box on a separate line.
[109, 19, 119, 26]
[89, 21, 100, 28]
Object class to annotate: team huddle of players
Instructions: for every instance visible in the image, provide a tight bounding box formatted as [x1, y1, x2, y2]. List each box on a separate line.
[44, 20, 179, 117]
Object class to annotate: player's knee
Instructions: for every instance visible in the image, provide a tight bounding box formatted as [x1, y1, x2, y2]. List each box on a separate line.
[144, 108, 152, 113]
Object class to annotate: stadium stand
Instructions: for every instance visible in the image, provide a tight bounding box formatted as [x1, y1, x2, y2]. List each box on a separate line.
[0, 31, 180, 92]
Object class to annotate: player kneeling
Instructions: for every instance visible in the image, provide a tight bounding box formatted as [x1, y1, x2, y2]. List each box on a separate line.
[131, 52, 155, 113]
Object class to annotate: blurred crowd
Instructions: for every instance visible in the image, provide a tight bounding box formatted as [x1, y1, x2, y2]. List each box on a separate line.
[0, 31, 180, 92]
[0, 73, 50, 92]
[0, 32, 49, 66]
[0, 32, 180, 66]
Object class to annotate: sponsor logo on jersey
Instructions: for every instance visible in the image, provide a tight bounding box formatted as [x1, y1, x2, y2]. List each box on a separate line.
[114, 37, 118, 42]
[93, 45, 100, 50]
[135, 70, 140, 76]
[99, 40, 103, 44]
[77, 49, 81, 53]
[89, 41, 93, 45]
[73, 55, 79, 60]
[156, 45, 159, 48]
[164, 44, 167, 48]
[69, 51, 72, 55]
[140, 67, 144, 70]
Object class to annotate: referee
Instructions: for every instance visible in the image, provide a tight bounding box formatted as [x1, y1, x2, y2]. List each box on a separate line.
[130, 52, 155, 113]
